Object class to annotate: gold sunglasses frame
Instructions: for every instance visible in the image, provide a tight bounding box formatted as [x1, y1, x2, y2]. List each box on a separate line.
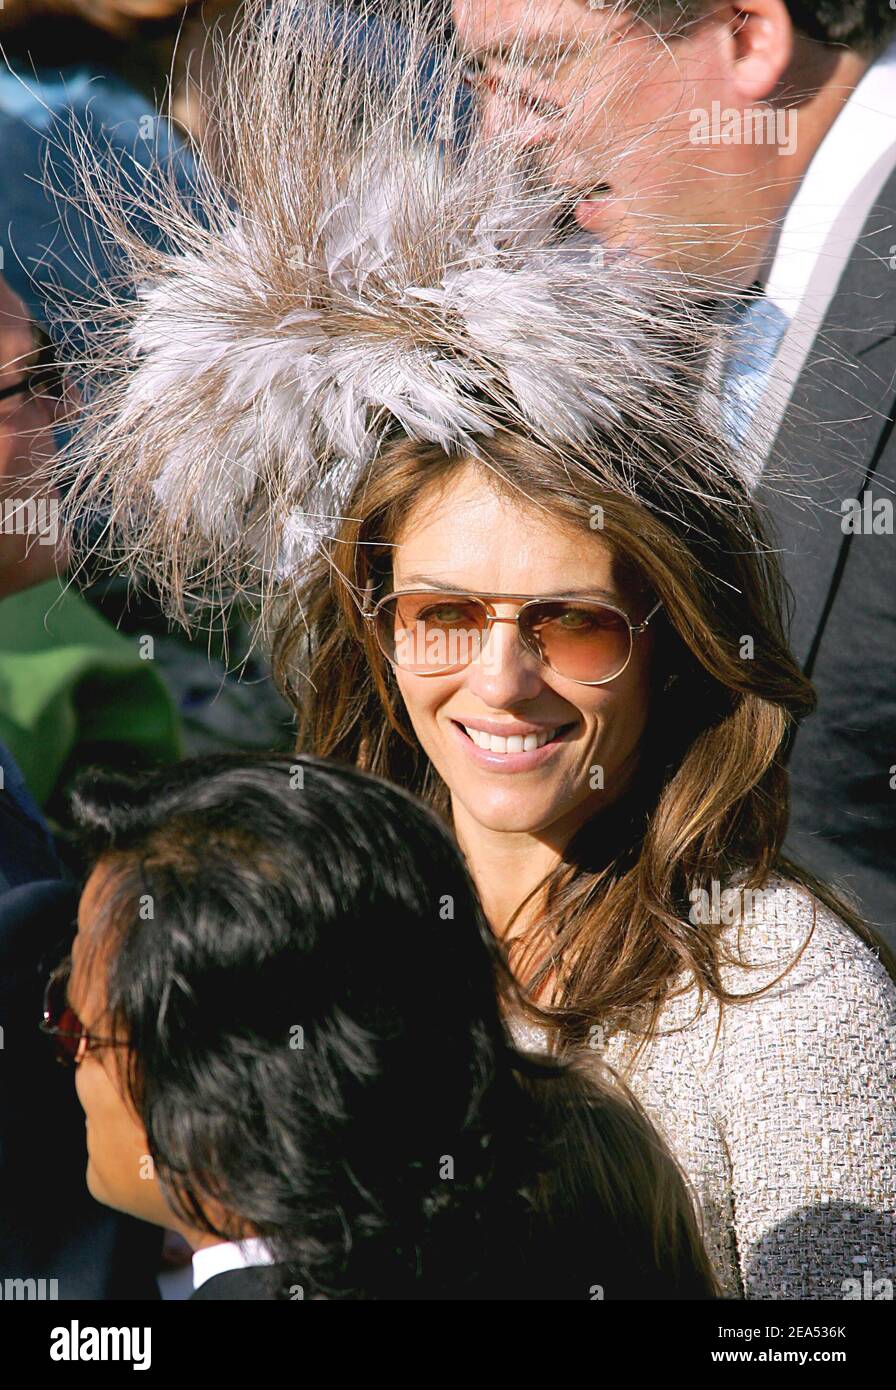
[362, 590, 663, 686]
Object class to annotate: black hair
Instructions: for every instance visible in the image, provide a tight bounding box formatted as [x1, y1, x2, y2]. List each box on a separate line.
[631, 0, 896, 50]
[71, 751, 716, 1299]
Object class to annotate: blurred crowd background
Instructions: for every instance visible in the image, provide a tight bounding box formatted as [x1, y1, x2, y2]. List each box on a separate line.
[1, 0, 298, 868]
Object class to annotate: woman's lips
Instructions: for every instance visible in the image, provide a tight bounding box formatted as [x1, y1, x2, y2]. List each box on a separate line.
[448, 718, 575, 773]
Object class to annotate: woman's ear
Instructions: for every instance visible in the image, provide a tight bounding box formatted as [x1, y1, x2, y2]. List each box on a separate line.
[721, 0, 794, 102]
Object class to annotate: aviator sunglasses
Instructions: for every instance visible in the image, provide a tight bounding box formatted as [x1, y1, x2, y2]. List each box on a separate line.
[363, 590, 663, 686]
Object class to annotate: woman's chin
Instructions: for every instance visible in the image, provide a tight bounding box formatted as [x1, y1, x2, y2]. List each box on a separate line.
[85, 1159, 110, 1208]
[453, 786, 569, 835]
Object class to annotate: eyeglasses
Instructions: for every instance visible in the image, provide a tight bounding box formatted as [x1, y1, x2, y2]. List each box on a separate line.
[363, 590, 662, 686]
[0, 324, 65, 405]
[40, 960, 125, 1068]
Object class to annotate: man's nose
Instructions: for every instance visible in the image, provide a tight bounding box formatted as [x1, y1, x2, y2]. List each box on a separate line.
[477, 83, 554, 151]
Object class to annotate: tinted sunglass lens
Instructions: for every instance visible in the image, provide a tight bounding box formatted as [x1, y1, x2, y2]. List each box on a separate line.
[523, 601, 631, 682]
[42, 969, 83, 1065]
[52, 1011, 84, 1066]
[376, 594, 487, 672]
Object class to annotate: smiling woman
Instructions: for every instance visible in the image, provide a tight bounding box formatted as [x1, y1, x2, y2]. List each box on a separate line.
[49, 0, 896, 1302]
[280, 391, 896, 1305]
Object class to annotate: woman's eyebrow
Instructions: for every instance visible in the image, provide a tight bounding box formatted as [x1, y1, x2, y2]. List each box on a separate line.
[398, 577, 624, 601]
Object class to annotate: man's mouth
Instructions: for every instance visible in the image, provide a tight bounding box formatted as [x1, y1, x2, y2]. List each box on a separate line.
[552, 185, 612, 240]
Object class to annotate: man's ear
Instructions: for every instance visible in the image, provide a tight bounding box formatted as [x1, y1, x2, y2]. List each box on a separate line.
[720, 0, 794, 102]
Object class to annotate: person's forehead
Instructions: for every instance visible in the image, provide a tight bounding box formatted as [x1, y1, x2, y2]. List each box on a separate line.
[453, 0, 619, 59]
[394, 519, 620, 594]
[71, 863, 117, 987]
[77, 863, 111, 935]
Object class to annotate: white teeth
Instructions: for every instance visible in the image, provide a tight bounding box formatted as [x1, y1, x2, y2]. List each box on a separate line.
[462, 725, 558, 753]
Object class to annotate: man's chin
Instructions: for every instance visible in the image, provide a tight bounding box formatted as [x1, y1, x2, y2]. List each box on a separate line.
[569, 207, 724, 280]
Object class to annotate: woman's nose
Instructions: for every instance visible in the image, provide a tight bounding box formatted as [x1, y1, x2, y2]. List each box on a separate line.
[463, 612, 545, 704]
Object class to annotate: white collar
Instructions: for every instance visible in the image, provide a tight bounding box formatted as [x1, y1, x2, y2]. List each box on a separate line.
[191, 1237, 275, 1292]
[764, 37, 896, 320]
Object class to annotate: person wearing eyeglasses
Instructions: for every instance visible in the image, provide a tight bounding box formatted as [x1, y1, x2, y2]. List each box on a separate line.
[41, 752, 717, 1301]
[0, 269, 164, 1299]
[0, 274, 69, 600]
[286, 420, 896, 1297]
[451, 0, 896, 957]
[48, 0, 896, 1302]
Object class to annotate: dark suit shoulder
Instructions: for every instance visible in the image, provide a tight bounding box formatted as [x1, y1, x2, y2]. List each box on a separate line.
[762, 156, 896, 948]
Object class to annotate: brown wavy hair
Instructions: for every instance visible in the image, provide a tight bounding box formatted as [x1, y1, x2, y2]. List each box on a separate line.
[272, 423, 893, 1058]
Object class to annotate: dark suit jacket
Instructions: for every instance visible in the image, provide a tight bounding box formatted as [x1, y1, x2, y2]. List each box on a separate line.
[191, 1265, 299, 1301]
[0, 785, 161, 1298]
[759, 161, 896, 949]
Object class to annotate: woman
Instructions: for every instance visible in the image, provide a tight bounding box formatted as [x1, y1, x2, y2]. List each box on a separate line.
[52, 0, 896, 1298]
[285, 427, 896, 1300]
[43, 753, 716, 1299]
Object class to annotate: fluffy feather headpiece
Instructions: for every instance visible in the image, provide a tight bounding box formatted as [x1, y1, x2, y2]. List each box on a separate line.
[49, 0, 742, 633]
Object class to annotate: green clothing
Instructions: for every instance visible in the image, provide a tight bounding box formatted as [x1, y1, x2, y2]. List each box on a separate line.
[0, 578, 181, 809]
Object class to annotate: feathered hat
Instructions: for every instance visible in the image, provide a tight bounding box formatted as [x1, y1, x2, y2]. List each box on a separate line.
[49, 0, 743, 635]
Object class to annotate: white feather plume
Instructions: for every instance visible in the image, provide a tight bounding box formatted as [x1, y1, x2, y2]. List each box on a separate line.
[47, 0, 740, 633]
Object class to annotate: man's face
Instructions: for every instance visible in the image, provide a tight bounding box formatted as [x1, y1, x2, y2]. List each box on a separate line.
[452, 0, 787, 281]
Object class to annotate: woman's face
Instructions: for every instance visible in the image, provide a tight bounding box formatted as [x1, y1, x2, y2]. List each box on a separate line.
[68, 867, 261, 1249]
[70, 867, 175, 1230]
[390, 464, 655, 843]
